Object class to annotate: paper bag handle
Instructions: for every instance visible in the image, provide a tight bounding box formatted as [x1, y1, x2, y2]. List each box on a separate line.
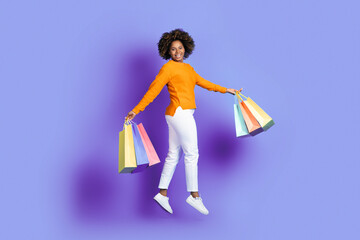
[235, 91, 248, 100]
[123, 119, 138, 130]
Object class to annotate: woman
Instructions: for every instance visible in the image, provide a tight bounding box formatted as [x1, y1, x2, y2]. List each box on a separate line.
[126, 29, 242, 215]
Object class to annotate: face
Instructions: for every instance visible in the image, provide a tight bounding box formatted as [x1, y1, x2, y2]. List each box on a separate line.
[169, 40, 185, 62]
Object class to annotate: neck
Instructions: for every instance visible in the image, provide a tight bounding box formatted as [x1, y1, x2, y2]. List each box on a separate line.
[172, 59, 183, 63]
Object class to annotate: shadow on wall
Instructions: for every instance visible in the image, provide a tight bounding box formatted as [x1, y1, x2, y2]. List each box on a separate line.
[69, 43, 252, 224]
[120, 47, 172, 218]
[70, 153, 120, 224]
[191, 88, 252, 173]
[68, 44, 172, 223]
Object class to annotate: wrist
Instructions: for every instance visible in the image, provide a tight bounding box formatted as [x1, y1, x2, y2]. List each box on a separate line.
[131, 108, 138, 115]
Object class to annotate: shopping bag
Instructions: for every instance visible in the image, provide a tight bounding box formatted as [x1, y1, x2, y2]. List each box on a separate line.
[237, 92, 275, 131]
[137, 123, 161, 167]
[234, 94, 249, 137]
[236, 92, 263, 136]
[118, 122, 137, 173]
[130, 122, 150, 173]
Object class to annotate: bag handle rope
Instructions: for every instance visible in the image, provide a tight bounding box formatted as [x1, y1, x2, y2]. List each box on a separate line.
[235, 91, 247, 101]
[123, 119, 137, 130]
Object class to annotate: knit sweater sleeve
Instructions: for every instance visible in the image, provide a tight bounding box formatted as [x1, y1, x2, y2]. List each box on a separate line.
[192, 66, 227, 93]
[131, 64, 171, 115]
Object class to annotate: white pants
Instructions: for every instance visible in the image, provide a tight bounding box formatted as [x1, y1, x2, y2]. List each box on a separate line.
[158, 106, 199, 192]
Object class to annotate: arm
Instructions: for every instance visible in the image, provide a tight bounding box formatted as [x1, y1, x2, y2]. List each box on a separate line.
[192, 66, 227, 93]
[192, 66, 243, 95]
[131, 65, 171, 115]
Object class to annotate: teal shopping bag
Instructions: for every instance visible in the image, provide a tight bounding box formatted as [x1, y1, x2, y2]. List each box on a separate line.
[234, 94, 249, 137]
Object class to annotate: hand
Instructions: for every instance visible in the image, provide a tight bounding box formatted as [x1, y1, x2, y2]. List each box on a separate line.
[226, 88, 243, 95]
[125, 111, 136, 121]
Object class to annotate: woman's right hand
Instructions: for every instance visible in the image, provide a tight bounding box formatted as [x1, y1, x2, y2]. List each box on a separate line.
[226, 88, 243, 95]
[125, 111, 136, 121]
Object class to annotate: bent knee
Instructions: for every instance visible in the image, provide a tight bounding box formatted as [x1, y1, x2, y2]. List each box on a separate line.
[165, 151, 181, 163]
[184, 150, 199, 162]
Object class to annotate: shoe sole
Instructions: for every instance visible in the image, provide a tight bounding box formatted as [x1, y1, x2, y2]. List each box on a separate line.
[154, 197, 173, 214]
[186, 199, 209, 215]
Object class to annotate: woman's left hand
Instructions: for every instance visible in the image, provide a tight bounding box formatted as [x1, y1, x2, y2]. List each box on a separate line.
[226, 88, 243, 95]
[125, 111, 136, 121]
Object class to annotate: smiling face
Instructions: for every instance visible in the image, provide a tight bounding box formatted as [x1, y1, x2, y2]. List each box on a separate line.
[169, 40, 185, 62]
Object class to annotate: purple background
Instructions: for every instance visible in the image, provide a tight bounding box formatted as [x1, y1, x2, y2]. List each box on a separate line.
[1, 0, 359, 239]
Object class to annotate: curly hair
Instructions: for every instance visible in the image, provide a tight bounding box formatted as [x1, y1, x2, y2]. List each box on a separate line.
[157, 28, 195, 60]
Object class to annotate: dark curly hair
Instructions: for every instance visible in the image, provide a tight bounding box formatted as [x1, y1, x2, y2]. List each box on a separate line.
[157, 28, 195, 60]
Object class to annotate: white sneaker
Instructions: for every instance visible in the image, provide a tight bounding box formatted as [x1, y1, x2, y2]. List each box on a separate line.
[154, 193, 173, 214]
[186, 195, 209, 215]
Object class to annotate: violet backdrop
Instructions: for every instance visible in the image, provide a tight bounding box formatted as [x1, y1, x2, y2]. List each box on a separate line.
[1, 0, 359, 239]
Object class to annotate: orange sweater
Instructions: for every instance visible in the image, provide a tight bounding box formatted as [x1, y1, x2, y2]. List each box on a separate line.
[131, 59, 227, 116]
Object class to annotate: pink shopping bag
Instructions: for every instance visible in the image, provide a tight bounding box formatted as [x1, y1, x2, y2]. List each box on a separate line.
[137, 123, 161, 167]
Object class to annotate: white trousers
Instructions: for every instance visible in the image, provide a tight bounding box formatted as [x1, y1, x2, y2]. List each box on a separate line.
[158, 106, 199, 192]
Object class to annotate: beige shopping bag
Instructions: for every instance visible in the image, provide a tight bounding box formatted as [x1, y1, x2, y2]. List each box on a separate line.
[238, 92, 274, 131]
[118, 122, 137, 173]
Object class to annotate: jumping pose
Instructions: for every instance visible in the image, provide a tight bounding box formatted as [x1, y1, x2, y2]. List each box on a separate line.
[126, 29, 242, 215]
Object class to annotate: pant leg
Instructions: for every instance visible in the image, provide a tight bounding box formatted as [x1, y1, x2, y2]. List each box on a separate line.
[164, 107, 199, 192]
[158, 113, 181, 190]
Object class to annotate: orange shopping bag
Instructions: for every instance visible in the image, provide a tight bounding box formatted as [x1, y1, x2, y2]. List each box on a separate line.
[236, 92, 263, 136]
